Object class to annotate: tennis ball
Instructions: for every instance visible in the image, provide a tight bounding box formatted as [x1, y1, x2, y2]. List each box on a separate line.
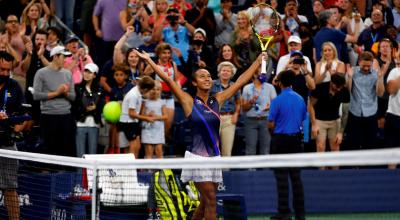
[103, 101, 122, 123]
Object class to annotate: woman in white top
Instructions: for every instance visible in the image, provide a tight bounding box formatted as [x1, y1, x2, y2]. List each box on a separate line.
[314, 42, 346, 84]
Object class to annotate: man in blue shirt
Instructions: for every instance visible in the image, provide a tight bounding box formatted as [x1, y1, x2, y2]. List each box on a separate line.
[346, 51, 386, 150]
[268, 70, 306, 220]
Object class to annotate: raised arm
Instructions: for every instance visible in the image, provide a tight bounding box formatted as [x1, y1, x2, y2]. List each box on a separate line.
[215, 53, 263, 105]
[135, 50, 194, 116]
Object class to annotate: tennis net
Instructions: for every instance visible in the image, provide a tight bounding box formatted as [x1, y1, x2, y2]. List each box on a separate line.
[0, 148, 399, 220]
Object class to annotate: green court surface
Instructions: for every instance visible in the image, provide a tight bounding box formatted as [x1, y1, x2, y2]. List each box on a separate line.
[248, 213, 400, 220]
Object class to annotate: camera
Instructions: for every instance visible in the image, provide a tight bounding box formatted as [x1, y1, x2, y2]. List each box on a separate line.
[293, 58, 305, 65]
[0, 104, 32, 146]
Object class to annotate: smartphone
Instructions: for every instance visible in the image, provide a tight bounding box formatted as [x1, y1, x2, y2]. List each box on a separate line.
[293, 58, 305, 65]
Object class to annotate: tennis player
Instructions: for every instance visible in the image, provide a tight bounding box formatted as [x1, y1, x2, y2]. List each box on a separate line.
[135, 49, 264, 220]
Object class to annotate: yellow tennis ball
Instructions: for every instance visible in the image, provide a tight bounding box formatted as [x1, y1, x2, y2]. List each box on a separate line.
[103, 101, 121, 123]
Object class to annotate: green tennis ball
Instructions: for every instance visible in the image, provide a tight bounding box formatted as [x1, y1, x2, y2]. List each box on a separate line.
[103, 101, 122, 123]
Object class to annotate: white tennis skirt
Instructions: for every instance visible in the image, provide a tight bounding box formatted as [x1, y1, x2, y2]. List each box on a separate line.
[180, 151, 223, 183]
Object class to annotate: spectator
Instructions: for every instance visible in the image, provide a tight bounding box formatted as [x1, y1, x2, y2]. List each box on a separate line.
[210, 61, 241, 157]
[152, 7, 195, 66]
[33, 45, 76, 157]
[170, 0, 193, 17]
[313, 10, 356, 63]
[74, 63, 104, 158]
[282, 0, 308, 36]
[0, 51, 24, 220]
[80, 0, 97, 47]
[215, 43, 243, 80]
[309, 73, 349, 169]
[187, 28, 214, 74]
[364, 0, 393, 27]
[119, 76, 155, 157]
[119, 0, 149, 32]
[145, 0, 169, 31]
[137, 28, 158, 60]
[215, 0, 237, 49]
[372, 38, 396, 139]
[385, 53, 400, 169]
[231, 11, 260, 70]
[46, 26, 63, 52]
[357, 9, 387, 53]
[314, 42, 346, 84]
[0, 15, 32, 90]
[64, 35, 94, 84]
[393, 0, 400, 42]
[242, 65, 277, 156]
[329, 5, 352, 65]
[276, 36, 312, 76]
[140, 80, 167, 159]
[298, 23, 315, 69]
[20, 0, 50, 37]
[246, 0, 276, 34]
[346, 51, 387, 150]
[21, 29, 50, 124]
[92, 0, 126, 66]
[185, 0, 217, 47]
[310, 0, 325, 35]
[51, 0, 75, 30]
[348, 8, 366, 67]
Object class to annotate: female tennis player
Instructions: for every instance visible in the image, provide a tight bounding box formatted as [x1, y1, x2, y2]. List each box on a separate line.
[135, 49, 264, 220]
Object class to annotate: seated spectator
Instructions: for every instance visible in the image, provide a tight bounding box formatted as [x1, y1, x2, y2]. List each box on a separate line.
[74, 63, 104, 158]
[314, 42, 346, 84]
[152, 7, 195, 66]
[185, 0, 217, 47]
[64, 35, 94, 84]
[314, 10, 356, 63]
[215, 0, 237, 49]
[310, 73, 349, 169]
[231, 11, 260, 70]
[210, 61, 241, 157]
[346, 51, 387, 151]
[282, 0, 308, 36]
[357, 9, 387, 53]
[241, 65, 277, 155]
[20, 0, 50, 37]
[215, 43, 243, 80]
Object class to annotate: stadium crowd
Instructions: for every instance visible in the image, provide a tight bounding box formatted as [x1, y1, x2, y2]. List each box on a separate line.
[0, 0, 399, 165]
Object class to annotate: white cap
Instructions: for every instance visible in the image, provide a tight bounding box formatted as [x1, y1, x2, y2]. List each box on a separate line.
[194, 28, 207, 38]
[288, 35, 302, 44]
[50, 45, 72, 57]
[84, 63, 99, 74]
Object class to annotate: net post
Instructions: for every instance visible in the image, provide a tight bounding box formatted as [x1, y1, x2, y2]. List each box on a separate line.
[91, 163, 98, 220]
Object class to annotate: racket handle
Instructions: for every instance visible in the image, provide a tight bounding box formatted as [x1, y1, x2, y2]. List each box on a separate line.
[261, 58, 267, 74]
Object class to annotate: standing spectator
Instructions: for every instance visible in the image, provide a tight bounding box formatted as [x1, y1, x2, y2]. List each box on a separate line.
[170, 0, 193, 17]
[385, 54, 400, 169]
[51, 0, 75, 30]
[231, 11, 260, 70]
[140, 80, 167, 159]
[214, 0, 237, 49]
[20, 0, 51, 37]
[242, 66, 277, 156]
[187, 28, 214, 74]
[92, 0, 126, 66]
[215, 44, 243, 80]
[309, 73, 349, 169]
[46, 26, 63, 52]
[314, 42, 346, 84]
[276, 36, 313, 75]
[364, 1, 393, 27]
[80, 0, 97, 47]
[211, 61, 241, 157]
[145, 0, 169, 31]
[119, 76, 155, 157]
[393, 0, 400, 42]
[185, 0, 217, 48]
[310, 0, 325, 35]
[119, 0, 149, 32]
[152, 8, 195, 66]
[357, 9, 387, 53]
[64, 35, 93, 84]
[0, 51, 24, 220]
[33, 45, 76, 157]
[313, 10, 356, 63]
[74, 63, 104, 158]
[0, 15, 32, 90]
[372, 38, 396, 141]
[346, 51, 387, 151]
[282, 0, 308, 37]
[21, 30, 50, 125]
[268, 70, 306, 220]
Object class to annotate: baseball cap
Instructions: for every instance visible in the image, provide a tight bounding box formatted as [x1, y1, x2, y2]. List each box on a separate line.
[288, 35, 302, 44]
[290, 50, 303, 57]
[167, 7, 179, 14]
[84, 63, 99, 74]
[65, 35, 79, 44]
[50, 46, 72, 57]
[194, 28, 207, 38]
